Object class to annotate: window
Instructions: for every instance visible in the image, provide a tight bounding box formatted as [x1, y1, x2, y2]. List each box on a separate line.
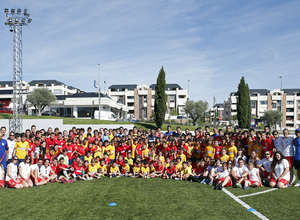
[118, 96, 124, 104]
[260, 101, 267, 105]
[179, 95, 186, 99]
[127, 96, 134, 99]
[286, 108, 294, 112]
[251, 101, 256, 109]
[144, 95, 147, 103]
[78, 107, 93, 118]
[139, 96, 143, 119]
[128, 103, 134, 107]
[286, 101, 294, 105]
[53, 89, 63, 95]
[272, 103, 277, 109]
[170, 95, 175, 103]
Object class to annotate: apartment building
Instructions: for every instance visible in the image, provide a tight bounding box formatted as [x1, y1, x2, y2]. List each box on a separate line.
[107, 83, 188, 120]
[223, 89, 300, 128]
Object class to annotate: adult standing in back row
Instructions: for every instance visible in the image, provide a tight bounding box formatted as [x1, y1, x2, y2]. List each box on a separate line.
[0, 133, 8, 171]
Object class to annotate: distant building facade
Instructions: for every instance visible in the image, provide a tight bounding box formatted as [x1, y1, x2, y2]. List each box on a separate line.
[107, 83, 188, 120]
[0, 80, 127, 118]
[223, 89, 300, 128]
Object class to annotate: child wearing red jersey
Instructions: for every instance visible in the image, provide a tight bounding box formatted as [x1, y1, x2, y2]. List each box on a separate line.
[213, 139, 222, 159]
[154, 161, 164, 178]
[46, 147, 55, 163]
[193, 160, 206, 181]
[164, 161, 176, 179]
[57, 157, 71, 183]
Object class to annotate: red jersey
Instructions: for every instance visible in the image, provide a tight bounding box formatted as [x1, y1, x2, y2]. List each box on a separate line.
[117, 159, 124, 167]
[63, 144, 74, 160]
[46, 138, 57, 149]
[261, 138, 274, 156]
[194, 166, 205, 175]
[55, 139, 65, 150]
[162, 147, 170, 155]
[46, 153, 55, 162]
[117, 146, 127, 158]
[57, 164, 68, 174]
[166, 166, 176, 174]
[126, 145, 132, 154]
[104, 158, 110, 165]
[156, 165, 164, 172]
[76, 146, 85, 157]
[214, 146, 222, 159]
[50, 164, 58, 175]
[74, 165, 85, 175]
[136, 143, 143, 156]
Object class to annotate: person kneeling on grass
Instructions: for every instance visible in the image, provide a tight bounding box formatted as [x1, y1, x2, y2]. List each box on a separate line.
[244, 162, 262, 189]
[139, 161, 150, 179]
[214, 162, 232, 190]
[18, 155, 33, 188]
[40, 159, 58, 183]
[98, 159, 108, 177]
[30, 158, 48, 187]
[88, 159, 101, 179]
[5, 156, 23, 189]
[110, 161, 121, 178]
[180, 162, 192, 181]
[154, 161, 164, 178]
[73, 160, 86, 180]
[57, 157, 74, 183]
[269, 151, 290, 189]
[231, 158, 249, 188]
[121, 160, 130, 177]
[164, 161, 176, 179]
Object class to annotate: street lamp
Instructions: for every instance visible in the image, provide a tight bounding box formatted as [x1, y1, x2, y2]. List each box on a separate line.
[98, 63, 101, 120]
[4, 8, 32, 133]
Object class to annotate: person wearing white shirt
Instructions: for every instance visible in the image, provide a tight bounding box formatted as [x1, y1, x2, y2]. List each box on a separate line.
[257, 150, 273, 181]
[281, 129, 295, 183]
[244, 162, 262, 189]
[40, 159, 57, 182]
[269, 151, 290, 189]
[5, 156, 23, 189]
[6, 132, 16, 163]
[214, 162, 232, 190]
[232, 158, 249, 188]
[18, 155, 33, 188]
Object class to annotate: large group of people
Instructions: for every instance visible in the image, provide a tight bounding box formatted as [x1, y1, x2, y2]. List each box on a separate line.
[0, 124, 299, 190]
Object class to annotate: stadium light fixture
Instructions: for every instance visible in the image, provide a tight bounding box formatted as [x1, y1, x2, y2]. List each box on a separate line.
[3, 8, 32, 133]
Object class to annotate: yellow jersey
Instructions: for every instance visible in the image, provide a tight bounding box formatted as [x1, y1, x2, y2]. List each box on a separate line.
[220, 154, 230, 163]
[105, 145, 115, 160]
[122, 164, 130, 173]
[227, 146, 237, 161]
[159, 156, 165, 165]
[187, 146, 194, 159]
[131, 144, 136, 158]
[181, 166, 192, 175]
[142, 149, 149, 159]
[110, 166, 120, 173]
[98, 165, 107, 172]
[84, 156, 93, 164]
[133, 166, 140, 173]
[176, 162, 182, 172]
[94, 146, 104, 159]
[205, 145, 215, 158]
[177, 154, 186, 162]
[14, 141, 30, 159]
[141, 167, 149, 174]
[88, 164, 98, 173]
[124, 157, 133, 165]
[252, 143, 263, 159]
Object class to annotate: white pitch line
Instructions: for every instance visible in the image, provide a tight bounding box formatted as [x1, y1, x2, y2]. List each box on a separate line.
[223, 188, 269, 220]
[237, 188, 278, 198]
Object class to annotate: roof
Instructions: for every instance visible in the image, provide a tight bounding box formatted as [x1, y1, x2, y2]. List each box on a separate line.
[29, 80, 66, 86]
[56, 92, 111, 100]
[0, 81, 13, 87]
[249, 89, 269, 96]
[283, 89, 300, 95]
[213, 103, 224, 108]
[109, 84, 138, 91]
[149, 83, 182, 90]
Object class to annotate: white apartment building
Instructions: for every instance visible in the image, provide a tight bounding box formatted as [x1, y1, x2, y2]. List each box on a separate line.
[0, 80, 127, 119]
[107, 83, 188, 120]
[223, 89, 300, 128]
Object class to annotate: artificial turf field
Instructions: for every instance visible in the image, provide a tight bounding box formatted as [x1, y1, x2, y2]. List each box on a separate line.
[1, 178, 300, 220]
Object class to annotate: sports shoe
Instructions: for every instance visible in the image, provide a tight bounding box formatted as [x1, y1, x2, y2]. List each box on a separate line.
[244, 186, 250, 190]
[236, 183, 243, 189]
[217, 183, 223, 190]
[294, 182, 300, 187]
[200, 179, 206, 184]
[66, 179, 75, 183]
[60, 179, 66, 184]
[286, 183, 290, 187]
[208, 181, 213, 185]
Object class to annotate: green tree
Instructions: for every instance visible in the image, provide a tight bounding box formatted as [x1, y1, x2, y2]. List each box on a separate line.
[184, 100, 208, 126]
[154, 67, 167, 128]
[237, 77, 251, 128]
[27, 88, 57, 116]
[262, 110, 282, 129]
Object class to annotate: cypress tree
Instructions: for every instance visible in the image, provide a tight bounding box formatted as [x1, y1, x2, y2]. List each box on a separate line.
[237, 77, 251, 128]
[154, 67, 167, 128]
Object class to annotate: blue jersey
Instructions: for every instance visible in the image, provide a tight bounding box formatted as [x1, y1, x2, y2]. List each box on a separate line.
[0, 139, 8, 169]
[295, 137, 300, 161]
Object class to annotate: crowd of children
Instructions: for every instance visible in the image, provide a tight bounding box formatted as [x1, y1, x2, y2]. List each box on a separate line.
[0, 124, 299, 190]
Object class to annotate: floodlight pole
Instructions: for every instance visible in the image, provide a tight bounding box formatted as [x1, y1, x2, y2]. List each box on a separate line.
[4, 8, 32, 133]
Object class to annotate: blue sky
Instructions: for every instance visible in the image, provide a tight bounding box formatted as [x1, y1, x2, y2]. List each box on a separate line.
[0, 0, 300, 106]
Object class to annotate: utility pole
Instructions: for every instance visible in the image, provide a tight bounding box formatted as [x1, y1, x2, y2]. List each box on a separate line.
[98, 63, 101, 120]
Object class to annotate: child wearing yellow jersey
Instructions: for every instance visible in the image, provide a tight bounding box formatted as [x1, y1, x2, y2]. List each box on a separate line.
[98, 159, 107, 177]
[105, 140, 115, 162]
[109, 162, 121, 177]
[84, 151, 93, 164]
[121, 160, 131, 176]
[177, 148, 186, 162]
[88, 159, 101, 179]
[227, 139, 237, 161]
[220, 148, 229, 163]
[132, 162, 141, 178]
[139, 161, 150, 179]
[141, 144, 149, 160]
